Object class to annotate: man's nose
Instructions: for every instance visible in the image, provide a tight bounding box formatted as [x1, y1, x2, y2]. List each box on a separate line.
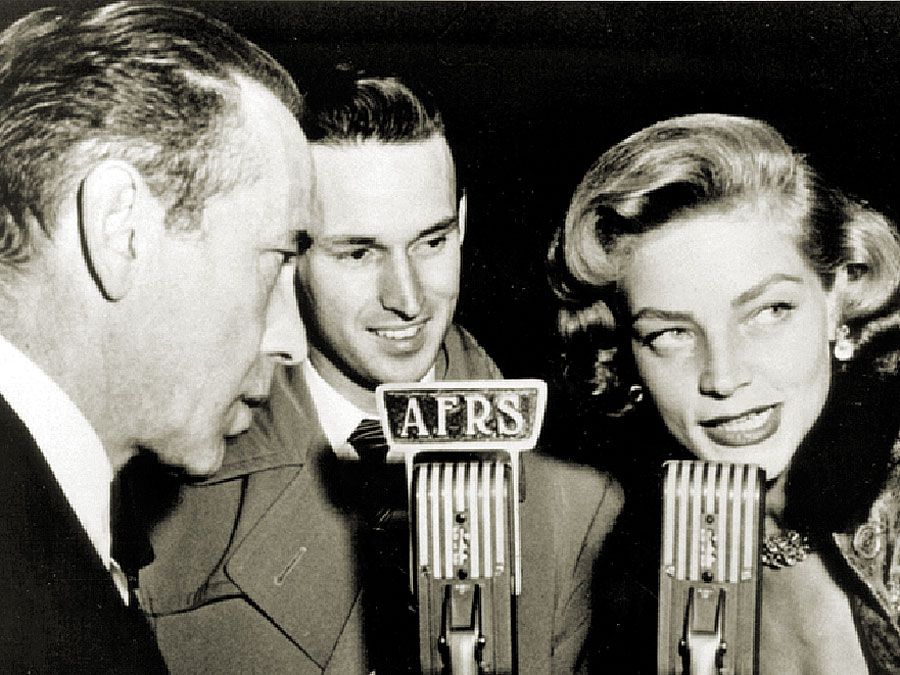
[260, 264, 307, 366]
[698, 333, 751, 398]
[379, 253, 424, 319]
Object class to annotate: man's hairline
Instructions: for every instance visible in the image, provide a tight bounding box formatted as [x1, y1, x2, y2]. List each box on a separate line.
[309, 129, 449, 150]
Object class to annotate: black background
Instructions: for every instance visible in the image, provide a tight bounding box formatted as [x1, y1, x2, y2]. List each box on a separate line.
[4, 1, 899, 381]
[204, 2, 900, 383]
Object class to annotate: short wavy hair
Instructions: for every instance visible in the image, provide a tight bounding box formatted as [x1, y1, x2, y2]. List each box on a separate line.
[0, 1, 302, 268]
[548, 113, 900, 415]
[301, 74, 444, 144]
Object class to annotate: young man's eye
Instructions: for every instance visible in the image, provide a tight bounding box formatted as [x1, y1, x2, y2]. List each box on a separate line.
[336, 247, 372, 263]
[413, 234, 449, 256]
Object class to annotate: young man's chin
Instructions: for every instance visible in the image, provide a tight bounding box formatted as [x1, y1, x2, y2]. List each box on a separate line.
[367, 352, 437, 385]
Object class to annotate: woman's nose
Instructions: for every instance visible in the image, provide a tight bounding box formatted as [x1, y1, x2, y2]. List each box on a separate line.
[698, 334, 751, 398]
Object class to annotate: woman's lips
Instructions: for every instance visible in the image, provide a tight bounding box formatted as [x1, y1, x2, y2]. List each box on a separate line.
[699, 403, 781, 447]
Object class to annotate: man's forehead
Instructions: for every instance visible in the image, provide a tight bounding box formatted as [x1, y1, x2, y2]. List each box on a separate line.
[309, 136, 457, 239]
[311, 136, 454, 193]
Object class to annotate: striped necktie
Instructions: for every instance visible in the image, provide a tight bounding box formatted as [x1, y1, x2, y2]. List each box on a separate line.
[348, 418, 390, 463]
[346, 420, 417, 671]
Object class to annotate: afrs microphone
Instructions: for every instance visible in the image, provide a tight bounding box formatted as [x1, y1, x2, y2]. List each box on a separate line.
[657, 461, 765, 675]
[376, 380, 547, 675]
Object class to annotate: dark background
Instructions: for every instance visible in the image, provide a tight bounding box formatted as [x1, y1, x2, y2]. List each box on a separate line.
[4, 0, 899, 382]
[202, 1, 900, 383]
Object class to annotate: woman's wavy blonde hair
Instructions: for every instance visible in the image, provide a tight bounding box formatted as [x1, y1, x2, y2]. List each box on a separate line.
[548, 113, 900, 415]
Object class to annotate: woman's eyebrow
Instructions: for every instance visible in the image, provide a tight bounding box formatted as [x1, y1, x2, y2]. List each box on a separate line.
[732, 273, 804, 307]
[631, 308, 695, 324]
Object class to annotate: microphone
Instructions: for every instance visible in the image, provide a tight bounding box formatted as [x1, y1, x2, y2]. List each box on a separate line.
[376, 379, 547, 675]
[657, 460, 764, 675]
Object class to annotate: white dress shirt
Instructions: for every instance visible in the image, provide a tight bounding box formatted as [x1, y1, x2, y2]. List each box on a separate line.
[303, 359, 434, 459]
[0, 333, 128, 602]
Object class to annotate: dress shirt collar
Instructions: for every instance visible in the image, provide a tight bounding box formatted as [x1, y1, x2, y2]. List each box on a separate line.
[0, 332, 113, 570]
[303, 359, 436, 453]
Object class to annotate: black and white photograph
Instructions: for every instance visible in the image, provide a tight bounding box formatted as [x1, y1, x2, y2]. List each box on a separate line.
[0, 1, 898, 673]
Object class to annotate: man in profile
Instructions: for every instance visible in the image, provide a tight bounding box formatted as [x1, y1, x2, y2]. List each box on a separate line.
[0, 2, 308, 671]
[142, 75, 622, 673]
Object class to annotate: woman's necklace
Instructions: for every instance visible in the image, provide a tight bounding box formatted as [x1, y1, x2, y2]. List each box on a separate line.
[761, 530, 812, 569]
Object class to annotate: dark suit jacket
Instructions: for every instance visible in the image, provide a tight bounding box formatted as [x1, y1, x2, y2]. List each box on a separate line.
[0, 394, 167, 673]
[140, 326, 623, 673]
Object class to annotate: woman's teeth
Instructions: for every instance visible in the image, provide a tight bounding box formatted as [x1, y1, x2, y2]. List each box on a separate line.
[702, 404, 780, 447]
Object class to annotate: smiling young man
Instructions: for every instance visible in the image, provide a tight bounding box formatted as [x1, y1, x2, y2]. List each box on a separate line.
[141, 76, 622, 674]
[300, 133, 461, 411]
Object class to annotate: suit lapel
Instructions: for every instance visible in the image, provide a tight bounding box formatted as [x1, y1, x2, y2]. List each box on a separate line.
[221, 334, 505, 671]
[225, 369, 364, 669]
[0, 394, 166, 671]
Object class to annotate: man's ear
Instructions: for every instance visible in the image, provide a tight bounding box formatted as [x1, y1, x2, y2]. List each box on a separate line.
[79, 160, 150, 301]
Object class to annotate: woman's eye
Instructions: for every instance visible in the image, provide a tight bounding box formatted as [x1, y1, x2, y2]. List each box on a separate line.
[641, 327, 695, 354]
[750, 302, 796, 326]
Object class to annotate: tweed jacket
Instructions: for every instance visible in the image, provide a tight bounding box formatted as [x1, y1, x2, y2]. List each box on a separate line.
[0, 394, 167, 674]
[140, 325, 623, 673]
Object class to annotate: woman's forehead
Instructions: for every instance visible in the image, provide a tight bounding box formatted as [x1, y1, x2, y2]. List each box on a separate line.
[621, 206, 821, 309]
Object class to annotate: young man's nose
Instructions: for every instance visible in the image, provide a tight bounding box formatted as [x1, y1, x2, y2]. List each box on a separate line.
[379, 253, 424, 319]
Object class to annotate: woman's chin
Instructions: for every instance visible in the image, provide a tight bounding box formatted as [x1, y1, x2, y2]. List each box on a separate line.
[688, 435, 794, 482]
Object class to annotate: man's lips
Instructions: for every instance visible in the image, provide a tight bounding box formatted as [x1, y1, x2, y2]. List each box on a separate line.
[368, 320, 427, 341]
[699, 403, 781, 447]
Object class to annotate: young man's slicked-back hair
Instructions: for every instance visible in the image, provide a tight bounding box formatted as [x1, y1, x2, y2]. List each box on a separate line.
[0, 0, 302, 267]
[301, 73, 444, 144]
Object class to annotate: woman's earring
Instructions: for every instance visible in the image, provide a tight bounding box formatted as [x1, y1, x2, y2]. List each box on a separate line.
[833, 324, 854, 362]
[628, 384, 645, 405]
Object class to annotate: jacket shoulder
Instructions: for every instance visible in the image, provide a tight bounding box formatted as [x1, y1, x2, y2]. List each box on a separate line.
[524, 453, 624, 546]
[442, 324, 503, 380]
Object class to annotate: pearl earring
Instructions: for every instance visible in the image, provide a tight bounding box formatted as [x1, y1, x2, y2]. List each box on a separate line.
[833, 324, 854, 362]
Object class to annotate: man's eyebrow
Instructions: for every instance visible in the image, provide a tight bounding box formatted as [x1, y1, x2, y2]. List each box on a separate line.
[316, 216, 459, 249]
[732, 273, 804, 307]
[318, 235, 381, 248]
[413, 217, 459, 241]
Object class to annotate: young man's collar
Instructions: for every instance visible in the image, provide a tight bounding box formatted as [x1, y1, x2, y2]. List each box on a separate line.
[304, 359, 435, 457]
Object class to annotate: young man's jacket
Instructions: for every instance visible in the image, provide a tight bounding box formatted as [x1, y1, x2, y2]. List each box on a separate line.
[139, 325, 623, 674]
[0, 394, 168, 674]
